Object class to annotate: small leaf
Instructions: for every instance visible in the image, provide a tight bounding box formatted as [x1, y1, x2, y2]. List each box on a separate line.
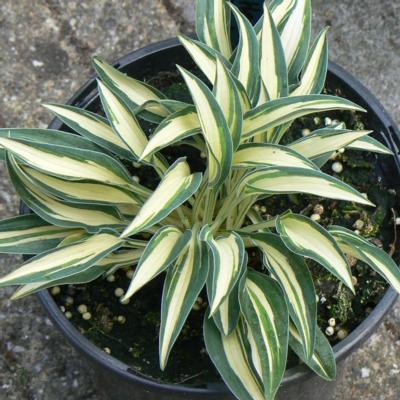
[97, 80, 149, 161]
[329, 225, 400, 293]
[259, 3, 288, 102]
[214, 57, 243, 150]
[289, 128, 371, 159]
[291, 28, 329, 96]
[243, 95, 366, 140]
[7, 155, 124, 233]
[122, 226, 191, 300]
[204, 314, 265, 400]
[195, 0, 232, 59]
[239, 270, 289, 399]
[242, 166, 375, 207]
[201, 227, 245, 316]
[0, 233, 123, 286]
[43, 103, 133, 159]
[178, 66, 233, 188]
[230, 3, 260, 103]
[0, 137, 132, 187]
[276, 213, 355, 292]
[159, 231, 208, 369]
[93, 57, 167, 123]
[346, 135, 394, 155]
[121, 159, 201, 237]
[233, 143, 317, 170]
[0, 214, 81, 255]
[250, 232, 316, 360]
[140, 106, 201, 160]
[289, 323, 336, 380]
[279, 0, 312, 83]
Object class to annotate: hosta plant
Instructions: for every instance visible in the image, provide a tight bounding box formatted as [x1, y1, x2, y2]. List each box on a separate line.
[0, 0, 399, 399]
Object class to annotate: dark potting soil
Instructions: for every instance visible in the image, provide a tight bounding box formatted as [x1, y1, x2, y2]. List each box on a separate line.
[52, 68, 400, 386]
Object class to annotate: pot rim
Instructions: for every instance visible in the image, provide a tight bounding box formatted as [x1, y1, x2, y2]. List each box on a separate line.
[32, 37, 399, 394]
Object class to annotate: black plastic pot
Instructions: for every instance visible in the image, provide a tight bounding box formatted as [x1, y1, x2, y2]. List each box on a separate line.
[23, 38, 399, 399]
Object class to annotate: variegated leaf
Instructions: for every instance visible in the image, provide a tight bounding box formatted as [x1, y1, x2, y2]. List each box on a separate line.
[214, 57, 243, 150]
[159, 231, 208, 369]
[22, 165, 140, 206]
[259, 2, 288, 102]
[289, 323, 336, 380]
[0, 233, 123, 286]
[8, 155, 124, 233]
[140, 106, 201, 160]
[271, 0, 297, 27]
[204, 314, 265, 400]
[97, 80, 149, 161]
[0, 214, 80, 254]
[122, 226, 191, 300]
[229, 3, 260, 103]
[195, 0, 232, 59]
[233, 143, 317, 170]
[276, 213, 355, 291]
[242, 166, 374, 207]
[11, 248, 142, 299]
[250, 232, 316, 359]
[0, 128, 102, 158]
[201, 227, 245, 316]
[242, 95, 365, 140]
[291, 28, 329, 96]
[279, 0, 312, 83]
[329, 225, 400, 293]
[43, 103, 133, 159]
[0, 137, 132, 188]
[212, 272, 243, 336]
[289, 128, 371, 159]
[93, 57, 167, 123]
[121, 159, 201, 237]
[346, 135, 393, 155]
[178, 66, 233, 188]
[239, 270, 289, 399]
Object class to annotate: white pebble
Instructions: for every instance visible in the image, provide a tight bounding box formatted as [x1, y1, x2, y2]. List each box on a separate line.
[126, 269, 134, 279]
[332, 161, 343, 173]
[302, 128, 311, 137]
[59, 306, 65, 313]
[328, 318, 336, 327]
[324, 117, 332, 126]
[313, 117, 321, 125]
[51, 286, 61, 295]
[65, 311, 72, 319]
[77, 304, 88, 314]
[260, 206, 267, 213]
[192, 303, 201, 311]
[395, 217, 400, 226]
[82, 312, 91, 320]
[114, 288, 124, 298]
[310, 213, 321, 222]
[338, 147, 345, 154]
[117, 315, 126, 324]
[320, 296, 327, 304]
[132, 176, 140, 183]
[337, 329, 348, 340]
[354, 230, 360, 235]
[65, 296, 74, 305]
[325, 326, 334, 336]
[353, 219, 365, 230]
[133, 162, 141, 168]
[106, 274, 116, 282]
[313, 204, 324, 215]
[104, 347, 111, 354]
[200, 152, 206, 159]
[253, 204, 260, 212]
[352, 276, 358, 286]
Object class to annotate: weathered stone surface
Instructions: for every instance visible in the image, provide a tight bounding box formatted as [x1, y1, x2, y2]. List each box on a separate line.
[0, 1, 399, 399]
